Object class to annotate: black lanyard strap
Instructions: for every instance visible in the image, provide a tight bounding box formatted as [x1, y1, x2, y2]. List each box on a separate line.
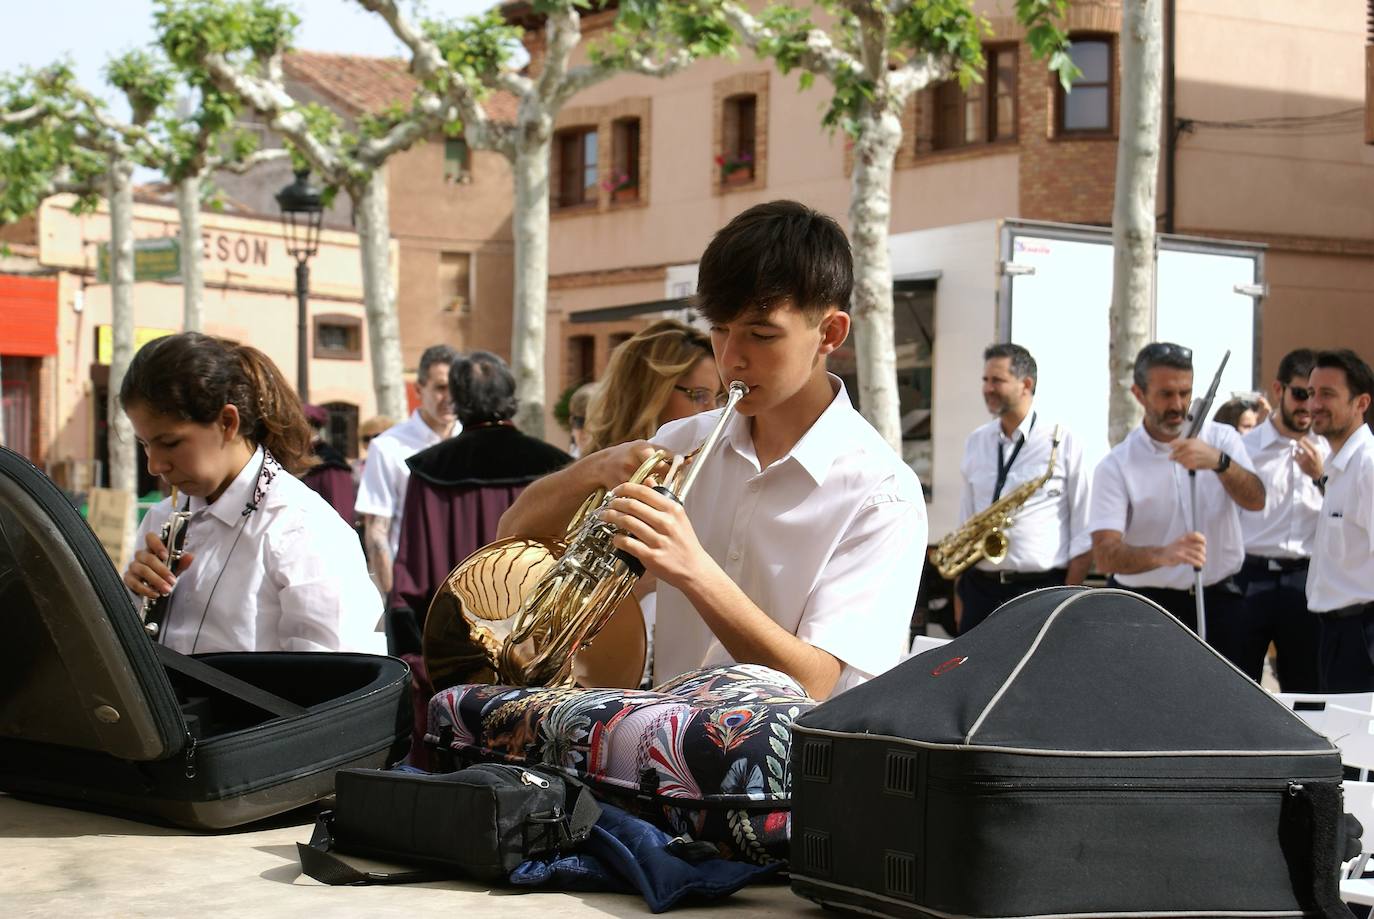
[993, 412, 1036, 502]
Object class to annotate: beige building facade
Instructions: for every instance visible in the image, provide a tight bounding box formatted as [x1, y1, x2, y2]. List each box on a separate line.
[0, 194, 383, 491]
[538, 1, 1374, 430]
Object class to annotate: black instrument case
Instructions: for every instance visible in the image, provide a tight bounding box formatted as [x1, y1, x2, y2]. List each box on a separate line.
[0, 447, 411, 829]
[790, 586, 1353, 919]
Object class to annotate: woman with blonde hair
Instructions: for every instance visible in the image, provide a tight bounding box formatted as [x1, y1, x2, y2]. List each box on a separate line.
[582, 318, 721, 454]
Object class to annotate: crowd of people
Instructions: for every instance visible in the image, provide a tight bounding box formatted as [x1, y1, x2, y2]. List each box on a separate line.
[952, 340, 1374, 694]
[118, 198, 1374, 701]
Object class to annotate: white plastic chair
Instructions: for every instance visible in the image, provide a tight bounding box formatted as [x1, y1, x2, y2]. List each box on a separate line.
[899, 634, 951, 664]
[1272, 692, 1374, 737]
[1339, 780, 1374, 906]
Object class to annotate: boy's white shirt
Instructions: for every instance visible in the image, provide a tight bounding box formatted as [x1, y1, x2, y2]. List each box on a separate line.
[649, 375, 928, 696]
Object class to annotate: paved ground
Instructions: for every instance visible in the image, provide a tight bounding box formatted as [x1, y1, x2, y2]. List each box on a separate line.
[0, 795, 821, 919]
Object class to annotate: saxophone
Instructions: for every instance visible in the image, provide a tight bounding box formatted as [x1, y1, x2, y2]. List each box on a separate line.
[423, 381, 750, 690]
[931, 426, 1063, 580]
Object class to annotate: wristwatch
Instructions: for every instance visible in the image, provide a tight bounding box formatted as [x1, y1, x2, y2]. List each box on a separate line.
[1213, 451, 1232, 474]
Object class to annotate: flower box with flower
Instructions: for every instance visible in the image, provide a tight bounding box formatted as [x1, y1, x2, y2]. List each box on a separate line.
[602, 172, 638, 203]
[715, 151, 754, 186]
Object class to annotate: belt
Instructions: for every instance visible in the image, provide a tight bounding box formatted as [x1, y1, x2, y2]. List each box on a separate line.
[1317, 602, 1374, 621]
[1243, 554, 1309, 573]
[969, 567, 1067, 586]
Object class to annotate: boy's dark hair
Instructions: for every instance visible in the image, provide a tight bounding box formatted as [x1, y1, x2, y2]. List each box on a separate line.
[695, 200, 853, 325]
[1315, 349, 1374, 399]
[1133, 341, 1194, 389]
[419, 343, 461, 384]
[984, 343, 1037, 393]
[1276, 348, 1316, 385]
[449, 351, 518, 427]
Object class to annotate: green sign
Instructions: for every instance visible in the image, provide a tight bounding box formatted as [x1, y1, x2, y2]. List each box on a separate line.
[96, 237, 181, 283]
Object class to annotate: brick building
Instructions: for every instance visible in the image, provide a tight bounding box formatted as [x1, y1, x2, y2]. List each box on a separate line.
[215, 52, 519, 378]
[535, 0, 1374, 438]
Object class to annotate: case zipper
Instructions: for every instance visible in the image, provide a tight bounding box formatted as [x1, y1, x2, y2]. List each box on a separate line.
[521, 770, 551, 788]
[184, 734, 198, 778]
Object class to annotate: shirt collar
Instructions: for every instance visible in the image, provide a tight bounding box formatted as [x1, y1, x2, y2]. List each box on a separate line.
[190, 445, 264, 525]
[1130, 422, 1175, 456]
[1330, 423, 1374, 472]
[724, 374, 853, 486]
[1254, 416, 1283, 450]
[998, 408, 1036, 444]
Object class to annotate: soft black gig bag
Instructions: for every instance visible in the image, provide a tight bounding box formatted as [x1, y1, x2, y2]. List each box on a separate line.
[0, 447, 411, 829]
[790, 586, 1357, 919]
[297, 764, 601, 885]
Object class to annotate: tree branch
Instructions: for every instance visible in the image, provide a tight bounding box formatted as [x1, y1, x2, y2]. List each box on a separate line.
[201, 50, 348, 180]
[719, 1, 859, 84]
[536, 5, 585, 107]
[617, 47, 695, 80]
[209, 145, 290, 175]
[888, 53, 946, 105]
[1, 103, 48, 126]
[352, 0, 517, 159]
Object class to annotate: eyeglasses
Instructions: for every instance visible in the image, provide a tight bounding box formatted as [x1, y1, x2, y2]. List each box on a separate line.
[674, 385, 728, 408]
[1283, 384, 1313, 402]
[1139, 342, 1193, 364]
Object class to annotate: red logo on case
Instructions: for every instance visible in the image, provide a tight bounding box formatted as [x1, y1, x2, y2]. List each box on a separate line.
[931, 657, 968, 676]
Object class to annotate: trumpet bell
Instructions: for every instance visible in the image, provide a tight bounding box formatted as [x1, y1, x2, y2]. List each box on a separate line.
[982, 529, 1009, 566]
[422, 536, 646, 692]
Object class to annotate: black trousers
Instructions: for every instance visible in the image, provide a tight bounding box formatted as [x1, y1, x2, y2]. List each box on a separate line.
[957, 568, 1068, 635]
[1235, 556, 1320, 692]
[1316, 603, 1374, 693]
[1107, 578, 1260, 682]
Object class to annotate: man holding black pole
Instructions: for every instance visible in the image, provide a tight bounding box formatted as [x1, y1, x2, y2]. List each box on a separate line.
[1089, 342, 1267, 678]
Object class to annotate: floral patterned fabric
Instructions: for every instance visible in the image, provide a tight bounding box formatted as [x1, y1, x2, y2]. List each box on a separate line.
[426, 664, 815, 864]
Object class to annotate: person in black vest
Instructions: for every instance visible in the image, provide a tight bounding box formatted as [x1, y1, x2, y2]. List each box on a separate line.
[300, 403, 356, 525]
[389, 351, 571, 624]
[952, 343, 1093, 634]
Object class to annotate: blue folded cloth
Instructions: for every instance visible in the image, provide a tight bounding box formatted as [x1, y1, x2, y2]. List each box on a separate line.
[510, 802, 781, 913]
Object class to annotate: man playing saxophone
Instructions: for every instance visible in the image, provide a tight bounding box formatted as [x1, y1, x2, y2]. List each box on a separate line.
[499, 201, 927, 700]
[949, 344, 1093, 634]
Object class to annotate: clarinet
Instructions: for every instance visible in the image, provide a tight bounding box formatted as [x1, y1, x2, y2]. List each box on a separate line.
[141, 487, 192, 640]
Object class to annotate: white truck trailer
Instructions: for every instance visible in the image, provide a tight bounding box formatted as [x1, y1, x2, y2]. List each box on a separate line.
[828, 218, 1266, 545]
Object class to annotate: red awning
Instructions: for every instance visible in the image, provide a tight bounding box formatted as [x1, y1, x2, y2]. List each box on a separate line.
[0, 275, 59, 357]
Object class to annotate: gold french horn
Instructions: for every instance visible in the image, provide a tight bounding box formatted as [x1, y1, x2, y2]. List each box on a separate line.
[422, 381, 750, 691]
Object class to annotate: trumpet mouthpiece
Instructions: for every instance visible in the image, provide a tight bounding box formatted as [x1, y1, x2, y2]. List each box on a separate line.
[728, 381, 749, 397]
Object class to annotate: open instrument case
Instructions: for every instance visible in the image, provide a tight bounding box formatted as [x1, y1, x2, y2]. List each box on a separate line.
[790, 586, 1354, 919]
[0, 447, 411, 829]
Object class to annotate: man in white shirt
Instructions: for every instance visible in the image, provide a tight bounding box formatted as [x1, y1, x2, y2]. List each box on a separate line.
[499, 201, 927, 699]
[1237, 348, 1328, 691]
[1304, 349, 1374, 691]
[952, 343, 1092, 634]
[355, 344, 460, 594]
[1090, 342, 1266, 678]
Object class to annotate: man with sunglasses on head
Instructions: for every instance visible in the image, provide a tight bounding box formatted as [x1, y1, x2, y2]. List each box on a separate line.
[1089, 342, 1266, 678]
[1304, 349, 1374, 691]
[951, 343, 1093, 634]
[1235, 349, 1327, 691]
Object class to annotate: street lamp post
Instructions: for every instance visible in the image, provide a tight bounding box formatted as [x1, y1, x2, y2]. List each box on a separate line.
[275, 169, 324, 403]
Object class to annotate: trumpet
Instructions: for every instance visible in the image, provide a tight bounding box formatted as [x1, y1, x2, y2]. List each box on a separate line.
[423, 381, 749, 690]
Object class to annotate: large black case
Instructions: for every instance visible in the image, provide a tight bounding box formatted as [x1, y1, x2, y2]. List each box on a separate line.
[791, 587, 1351, 919]
[0, 446, 411, 829]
